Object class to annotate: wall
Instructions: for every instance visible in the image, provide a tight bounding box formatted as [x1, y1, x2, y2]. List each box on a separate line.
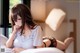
[77, 16, 80, 53]
[64, 1, 79, 53]
[77, 3, 80, 53]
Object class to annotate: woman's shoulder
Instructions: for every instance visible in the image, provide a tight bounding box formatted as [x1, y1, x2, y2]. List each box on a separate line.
[32, 25, 42, 31]
[34, 25, 41, 29]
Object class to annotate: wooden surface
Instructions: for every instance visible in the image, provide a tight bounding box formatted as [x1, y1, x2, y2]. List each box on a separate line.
[70, 19, 77, 53]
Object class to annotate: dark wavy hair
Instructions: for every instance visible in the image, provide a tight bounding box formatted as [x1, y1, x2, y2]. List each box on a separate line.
[9, 4, 36, 35]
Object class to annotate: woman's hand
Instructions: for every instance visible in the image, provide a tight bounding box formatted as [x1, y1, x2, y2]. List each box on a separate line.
[13, 25, 21, 33]
[6, 25, 21, 48]
[12, 48, 25, 53]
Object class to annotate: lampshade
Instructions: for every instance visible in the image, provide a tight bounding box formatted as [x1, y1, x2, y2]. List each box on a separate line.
[45, 8, 66, 31]
[31, 0, 48, 22]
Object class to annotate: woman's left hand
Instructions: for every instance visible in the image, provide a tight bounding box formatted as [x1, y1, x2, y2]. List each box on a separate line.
[12, 48, 25, 53]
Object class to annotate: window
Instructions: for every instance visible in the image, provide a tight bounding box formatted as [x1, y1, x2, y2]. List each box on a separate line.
[0, 0, 3, 34]
[10, 0, 22, 9]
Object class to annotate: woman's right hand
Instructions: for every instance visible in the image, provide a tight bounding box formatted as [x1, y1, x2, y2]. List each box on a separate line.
[13, 25, 21, 33]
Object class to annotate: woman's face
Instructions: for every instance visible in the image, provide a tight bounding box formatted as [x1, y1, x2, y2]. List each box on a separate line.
[15, 15, 22, 27]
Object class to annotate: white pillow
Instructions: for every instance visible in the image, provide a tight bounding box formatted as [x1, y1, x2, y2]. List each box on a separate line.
[45, 8, 66, 31]
[20, 48, 64, 53]
[0, 34, 8, 45]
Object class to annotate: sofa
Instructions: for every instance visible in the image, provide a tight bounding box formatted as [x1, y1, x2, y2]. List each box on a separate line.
[0, 34, 73, 53]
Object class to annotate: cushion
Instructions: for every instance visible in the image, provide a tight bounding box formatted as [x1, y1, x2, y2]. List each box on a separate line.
[20, 48, 64, 53]
[45, 8, 66, 31]
[0, 34, 8, 45]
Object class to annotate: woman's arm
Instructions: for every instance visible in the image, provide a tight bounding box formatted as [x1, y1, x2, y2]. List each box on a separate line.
[6, 30, 16, 48]
[12, 48, 26, 53]
[6, 25, 20, 48]
[34, 46, 43, 48]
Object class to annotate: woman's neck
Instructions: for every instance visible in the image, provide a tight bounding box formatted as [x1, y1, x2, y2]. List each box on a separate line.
[22, 24, 31, 37]
[24, 24, 30, 31]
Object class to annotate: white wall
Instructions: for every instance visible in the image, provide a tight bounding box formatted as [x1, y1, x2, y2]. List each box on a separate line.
[65, 1, 79, 53]
[77, 2, 80, 52]
[77, 17, 80, 53]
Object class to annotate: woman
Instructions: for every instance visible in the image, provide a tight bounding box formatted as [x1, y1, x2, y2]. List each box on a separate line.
[6, 4, 43, 53]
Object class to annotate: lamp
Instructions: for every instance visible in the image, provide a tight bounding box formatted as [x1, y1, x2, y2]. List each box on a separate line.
[31, 0, 48, 22]
[45, 8, 66, 31]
